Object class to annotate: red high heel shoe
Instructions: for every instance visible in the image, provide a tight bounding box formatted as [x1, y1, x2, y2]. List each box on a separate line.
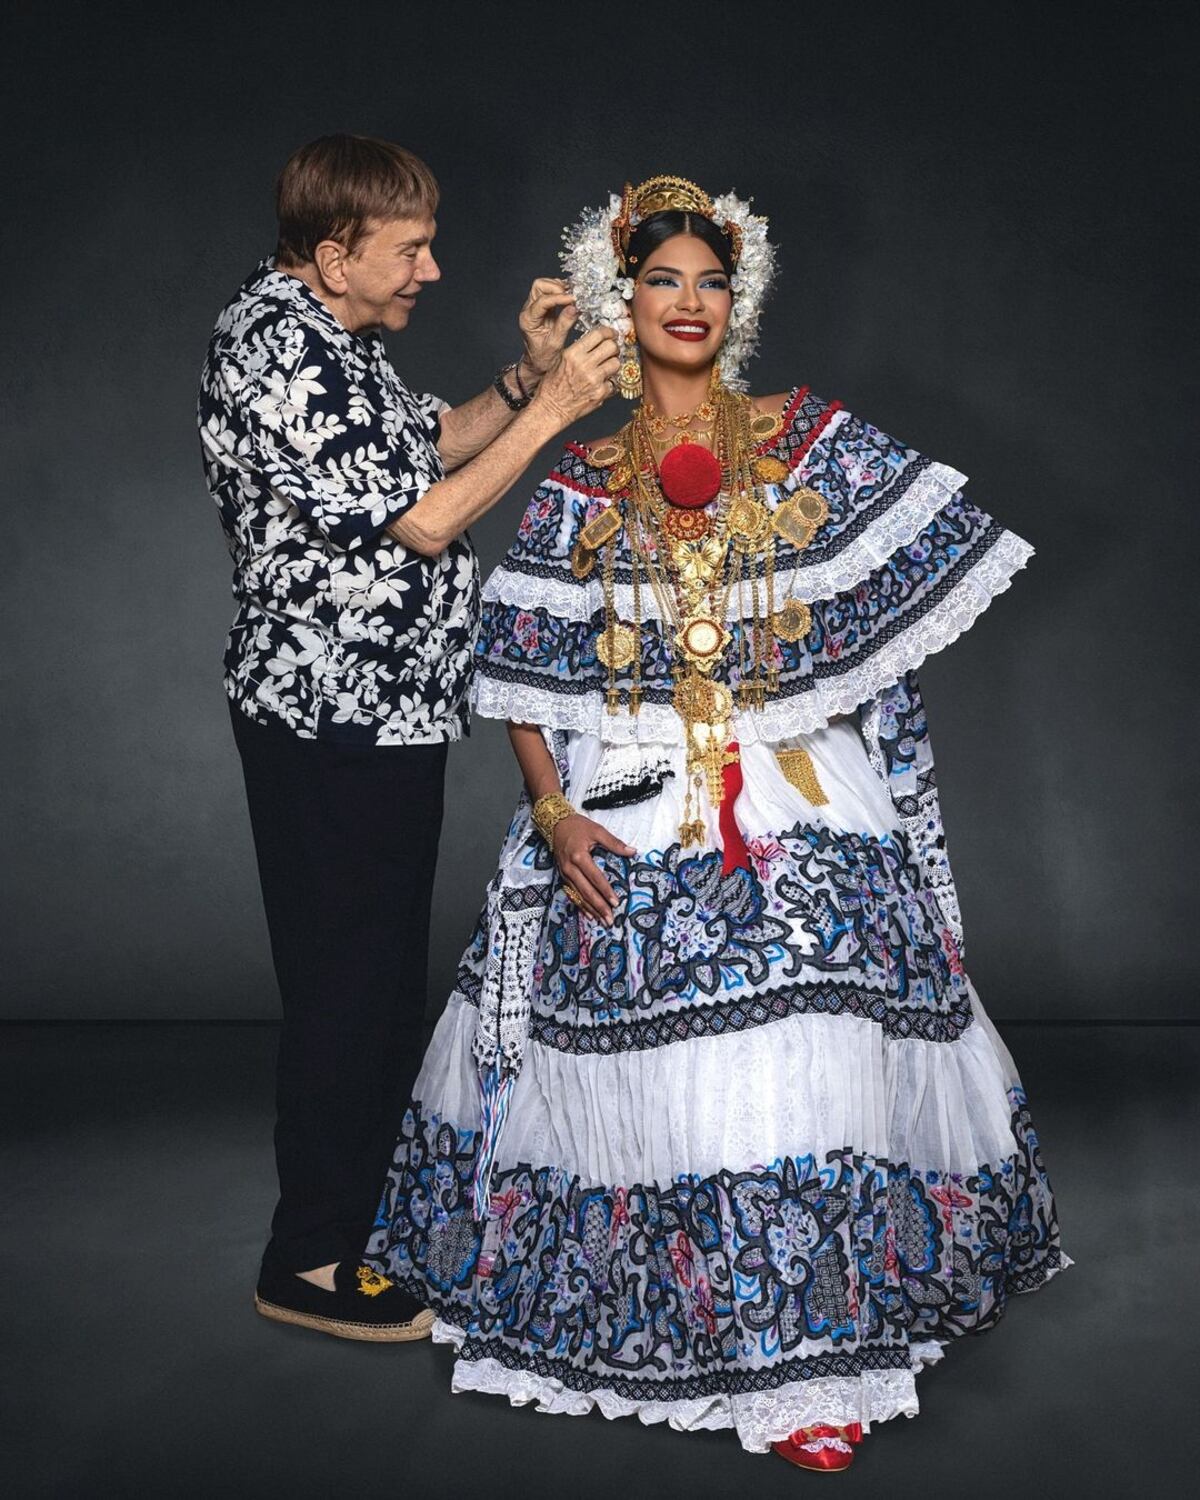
[771, 1422, 863, 1471]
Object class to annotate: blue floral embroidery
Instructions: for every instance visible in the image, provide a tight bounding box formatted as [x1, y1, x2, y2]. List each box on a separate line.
[367, 1086, 1064, 1399]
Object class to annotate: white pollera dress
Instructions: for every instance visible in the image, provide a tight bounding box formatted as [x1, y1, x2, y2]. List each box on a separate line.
[367, 387, 1068, 1452]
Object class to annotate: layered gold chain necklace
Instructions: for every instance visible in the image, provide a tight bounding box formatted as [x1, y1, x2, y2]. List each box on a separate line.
[577, 381, 831, 847]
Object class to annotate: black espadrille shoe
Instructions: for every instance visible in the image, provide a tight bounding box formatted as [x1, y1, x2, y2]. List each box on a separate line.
[254, 1257, 434, 1342]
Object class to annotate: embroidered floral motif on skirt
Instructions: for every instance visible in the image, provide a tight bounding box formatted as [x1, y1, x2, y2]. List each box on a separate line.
[367, 723, 1068, 1452]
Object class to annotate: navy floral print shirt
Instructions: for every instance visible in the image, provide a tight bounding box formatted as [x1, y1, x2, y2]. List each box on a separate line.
[198, 260, 480, 744]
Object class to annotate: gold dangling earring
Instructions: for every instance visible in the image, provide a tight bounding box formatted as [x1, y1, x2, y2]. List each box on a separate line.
[708, 360, 722, 398]
[618, 330, 642, 401]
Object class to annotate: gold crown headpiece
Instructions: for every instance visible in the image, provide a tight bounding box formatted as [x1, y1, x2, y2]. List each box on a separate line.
[611, 175, 744, 273]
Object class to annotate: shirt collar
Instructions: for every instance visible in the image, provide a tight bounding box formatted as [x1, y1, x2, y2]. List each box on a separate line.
[243, 256, 378, 360]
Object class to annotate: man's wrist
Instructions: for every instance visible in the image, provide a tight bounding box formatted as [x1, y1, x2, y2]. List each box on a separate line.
[515, 356, 543, 394]
[494, 361, 532, 413]
[518, 393, 567, 444]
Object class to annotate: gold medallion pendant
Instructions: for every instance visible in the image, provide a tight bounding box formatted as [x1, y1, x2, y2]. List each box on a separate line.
[578, 505, 623, 552]
[596, 621, 637, 670]
[774, 487, 829, 551]
[674, 676, 733, 724]
[588, 441, 623, 469]
[727, 491, 771, 551]
[570, 541, 596, 580]
[749, 410, 784, 442]
[676, 615, 730, 673]
[751, 455, 789, 485]
[773, 598, 813, 641]
[662, 506, 713, 543]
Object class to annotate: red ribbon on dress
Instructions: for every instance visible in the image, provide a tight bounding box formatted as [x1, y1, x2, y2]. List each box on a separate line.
[720, 742, 751, 875]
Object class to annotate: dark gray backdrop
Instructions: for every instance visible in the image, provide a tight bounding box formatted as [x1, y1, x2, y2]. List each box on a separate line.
[2, 3, 1193, 1020]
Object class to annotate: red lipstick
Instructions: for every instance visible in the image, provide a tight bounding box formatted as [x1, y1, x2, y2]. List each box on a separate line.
[664, 320, 710, 342]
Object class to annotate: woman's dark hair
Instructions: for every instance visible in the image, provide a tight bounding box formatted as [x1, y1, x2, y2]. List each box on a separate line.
[625, 210, 735, 279]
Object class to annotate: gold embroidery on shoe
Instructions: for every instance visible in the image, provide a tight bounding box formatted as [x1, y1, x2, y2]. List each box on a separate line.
[356, 1266, 394, 1298]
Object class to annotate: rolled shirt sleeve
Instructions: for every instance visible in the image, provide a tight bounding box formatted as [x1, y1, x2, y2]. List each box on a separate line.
[218, 327, 438, 551]
[414, 390, 451, 447]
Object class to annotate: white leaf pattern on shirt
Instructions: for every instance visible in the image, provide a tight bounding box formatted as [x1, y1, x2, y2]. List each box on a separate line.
[199, 259, 480, 744]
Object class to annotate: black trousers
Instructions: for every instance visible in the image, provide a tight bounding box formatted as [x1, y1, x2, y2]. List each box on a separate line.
[230, 703, 447, 1271]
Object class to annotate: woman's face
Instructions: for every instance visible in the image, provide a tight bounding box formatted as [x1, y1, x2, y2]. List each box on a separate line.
[630, 232, 732, 375]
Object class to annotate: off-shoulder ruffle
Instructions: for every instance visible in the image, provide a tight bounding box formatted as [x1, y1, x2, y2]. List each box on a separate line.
[471, 391, 1031, 737]
[484, 449, 971, 622]
[472, 527, 1032, 741]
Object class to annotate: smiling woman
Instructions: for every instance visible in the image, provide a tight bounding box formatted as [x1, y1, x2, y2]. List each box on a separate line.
[366, 174, 1068, 1473]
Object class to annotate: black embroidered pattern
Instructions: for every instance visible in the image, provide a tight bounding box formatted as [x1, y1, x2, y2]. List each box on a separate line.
[448, 819, 970, 1056]
[474, 501, 1010, 710]
[367, 1088, 1065, 1400]
[582, 770, 675, 811]
[528, 973, 971, 1054]
[453, 1339, 915, 1402]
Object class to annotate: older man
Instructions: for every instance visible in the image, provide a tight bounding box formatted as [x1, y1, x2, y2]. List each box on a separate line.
[198, 134, 617, 1340]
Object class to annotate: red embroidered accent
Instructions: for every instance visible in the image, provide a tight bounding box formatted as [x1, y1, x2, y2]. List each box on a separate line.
[752, 385, 809, 454]
[719, 745, 750, 875]
[547, 469, 612, 500]
[787, 398, 843, 472]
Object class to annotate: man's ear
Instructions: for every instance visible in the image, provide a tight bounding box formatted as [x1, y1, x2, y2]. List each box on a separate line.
[312, 239, 350, 294]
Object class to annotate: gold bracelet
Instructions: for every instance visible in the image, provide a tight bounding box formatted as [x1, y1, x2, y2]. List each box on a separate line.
[532, 792, 575, 845]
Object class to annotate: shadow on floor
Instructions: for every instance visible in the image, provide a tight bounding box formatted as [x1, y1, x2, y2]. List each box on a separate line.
[2, 1023, 1196, 1499]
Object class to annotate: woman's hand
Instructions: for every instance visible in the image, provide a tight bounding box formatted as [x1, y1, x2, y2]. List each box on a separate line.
[553, 814, 635, 925]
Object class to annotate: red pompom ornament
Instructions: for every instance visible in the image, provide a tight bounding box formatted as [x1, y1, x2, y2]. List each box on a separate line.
[658, 442, 721, 509]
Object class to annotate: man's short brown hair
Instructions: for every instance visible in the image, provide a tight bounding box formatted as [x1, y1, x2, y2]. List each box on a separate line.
[274, 134, 439, 266]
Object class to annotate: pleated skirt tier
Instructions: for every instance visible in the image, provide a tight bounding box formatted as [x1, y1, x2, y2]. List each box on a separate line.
[367, 719, 1067, 1453]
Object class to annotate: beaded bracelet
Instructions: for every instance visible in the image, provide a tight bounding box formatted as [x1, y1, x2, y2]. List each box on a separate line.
[493, 360, 533, 412]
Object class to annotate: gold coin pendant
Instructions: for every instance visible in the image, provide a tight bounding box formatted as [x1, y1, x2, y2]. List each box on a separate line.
[794, 487, 828, 523]
[749, 411, 784, 442]
[773, 599, 813, 642]
[752, 456, 789, 485]
[596, 622, 637, 670]
[588, 441, 623, 468]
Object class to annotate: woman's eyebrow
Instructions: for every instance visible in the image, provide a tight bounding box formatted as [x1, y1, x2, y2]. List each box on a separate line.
[644, 265, 727, 276]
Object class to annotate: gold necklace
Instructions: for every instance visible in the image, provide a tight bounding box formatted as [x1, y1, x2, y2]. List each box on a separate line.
[595, 383, 823, 846]
[640, 364, 722, 444]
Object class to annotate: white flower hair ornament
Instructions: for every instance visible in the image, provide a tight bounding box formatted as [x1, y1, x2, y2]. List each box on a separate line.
[560, 176, 778, 393]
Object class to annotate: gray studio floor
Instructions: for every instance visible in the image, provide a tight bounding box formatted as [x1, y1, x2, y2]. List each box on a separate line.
[4, 1022, 1197, 1499]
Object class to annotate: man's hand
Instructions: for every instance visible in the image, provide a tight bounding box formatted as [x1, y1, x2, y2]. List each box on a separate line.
[518, 277, 579, 381]
[553, 814, 635, 926]
[533, 327, 620, 427]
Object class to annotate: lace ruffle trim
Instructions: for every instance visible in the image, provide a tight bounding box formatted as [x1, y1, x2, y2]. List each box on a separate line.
[472, 529, 1033, 740]
[483, 461, 971, 622]
[432, 1320, 944, 1452]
